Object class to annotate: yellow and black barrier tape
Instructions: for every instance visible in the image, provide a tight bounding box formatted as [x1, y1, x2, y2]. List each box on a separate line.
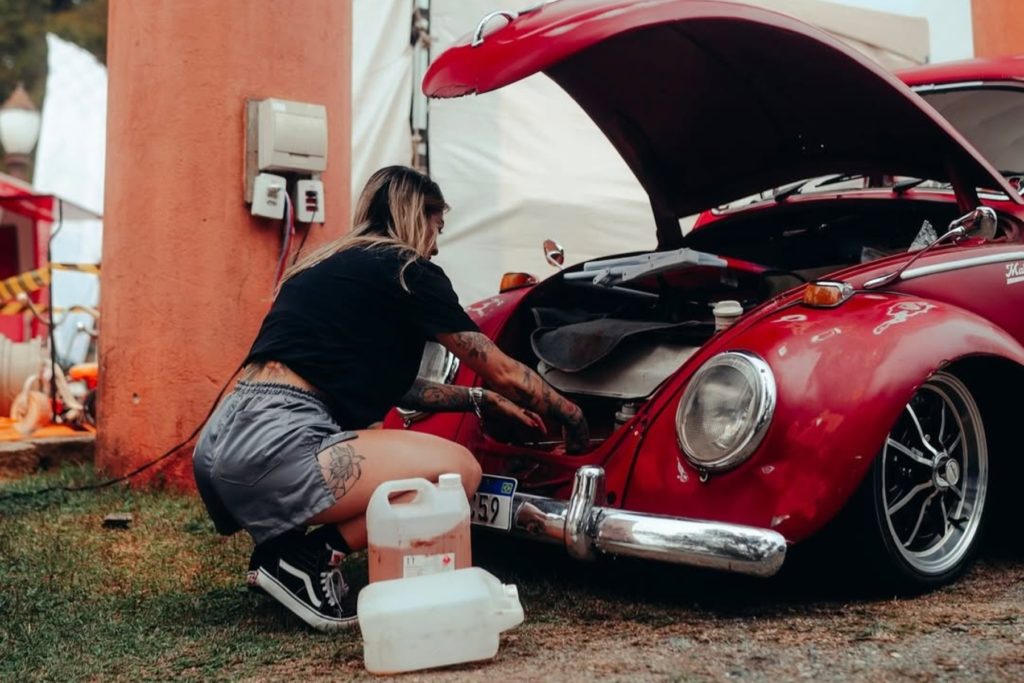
[0, 263, 100, 305]
[52, 263, 102, 275]
[0, 300, 101, 317]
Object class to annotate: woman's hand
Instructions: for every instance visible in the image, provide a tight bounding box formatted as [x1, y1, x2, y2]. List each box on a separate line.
[546, 404, 590, 455]
[561, 403, 590, 454]
[481, 390, 547, 433]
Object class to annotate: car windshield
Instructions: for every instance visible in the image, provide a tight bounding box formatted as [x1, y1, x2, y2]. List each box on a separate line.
[708, 85, 1024, 216]
[917, 85, 1024, 179]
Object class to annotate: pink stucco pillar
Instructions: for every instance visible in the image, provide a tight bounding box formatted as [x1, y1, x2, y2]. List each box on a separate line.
[972, 0, 1024, 57]
[100, 0, 351, 488]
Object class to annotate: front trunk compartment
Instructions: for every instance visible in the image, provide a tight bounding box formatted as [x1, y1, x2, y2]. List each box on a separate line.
[471, 196, 1020, 481]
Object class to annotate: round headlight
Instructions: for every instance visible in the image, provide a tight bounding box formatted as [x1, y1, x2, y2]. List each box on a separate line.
[676, 351, 775, 472]
[396, 341, 460, 424]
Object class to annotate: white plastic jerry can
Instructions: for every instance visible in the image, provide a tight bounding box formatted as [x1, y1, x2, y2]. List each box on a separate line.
[358, 567, 525, 674]
[365, 473, 471, 583]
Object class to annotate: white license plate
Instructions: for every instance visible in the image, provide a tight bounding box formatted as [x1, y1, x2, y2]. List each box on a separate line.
[471, 475, 518, 531]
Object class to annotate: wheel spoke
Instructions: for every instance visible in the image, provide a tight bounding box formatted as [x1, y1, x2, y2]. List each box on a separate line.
[938, 402, 947, 443]
[940, 497, 951, 539]
[887, 480, 934, 516]
[886, 437, 932, 466]
[949, 483, 964, 500]
[946, 431, 962, 456]
[902, 490, 940, 548]
[906, 404, 940, 457]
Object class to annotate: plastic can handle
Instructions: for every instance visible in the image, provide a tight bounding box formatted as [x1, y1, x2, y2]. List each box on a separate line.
[367, 477, 435, 512]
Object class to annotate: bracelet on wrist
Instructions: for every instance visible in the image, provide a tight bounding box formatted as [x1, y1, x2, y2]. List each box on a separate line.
[468, 387, 485, 420]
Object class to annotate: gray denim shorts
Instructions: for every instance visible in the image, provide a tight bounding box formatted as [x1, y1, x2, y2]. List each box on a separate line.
[192, 381, 357, 545]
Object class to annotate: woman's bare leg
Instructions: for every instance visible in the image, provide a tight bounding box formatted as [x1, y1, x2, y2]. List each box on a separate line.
[306, 429, 482, 550]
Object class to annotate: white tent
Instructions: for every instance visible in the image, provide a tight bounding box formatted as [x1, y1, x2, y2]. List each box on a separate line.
[32, 33, 106, 364]
[353, 0, 931, 304]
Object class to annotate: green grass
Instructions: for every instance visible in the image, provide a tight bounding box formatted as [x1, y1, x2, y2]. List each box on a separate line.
[0, 464, 367, 682]
[0, 464, 827, 681]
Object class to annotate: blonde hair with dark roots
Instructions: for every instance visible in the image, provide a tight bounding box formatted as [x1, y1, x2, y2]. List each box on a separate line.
[280, 166, 448, 291]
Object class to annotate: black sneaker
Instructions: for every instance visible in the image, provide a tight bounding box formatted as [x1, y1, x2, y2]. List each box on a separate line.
[248, 534, 358, 631]
[246, 528, 305, 595]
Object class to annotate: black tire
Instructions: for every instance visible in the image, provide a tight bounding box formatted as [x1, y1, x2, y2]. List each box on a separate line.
[856, 371, 989, 592]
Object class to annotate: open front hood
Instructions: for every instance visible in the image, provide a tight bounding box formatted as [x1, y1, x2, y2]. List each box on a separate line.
[424, 0, 1020, 247]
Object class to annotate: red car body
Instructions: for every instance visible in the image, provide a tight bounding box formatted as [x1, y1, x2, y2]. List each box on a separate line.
[389, 0, 1024, 589]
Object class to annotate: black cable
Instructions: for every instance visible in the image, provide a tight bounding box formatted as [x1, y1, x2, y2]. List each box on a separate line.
[0, 361, 241, 502]
[47, 199, 64, 423]
[273, 191, 293, 285]
[290, 216, 315, 265]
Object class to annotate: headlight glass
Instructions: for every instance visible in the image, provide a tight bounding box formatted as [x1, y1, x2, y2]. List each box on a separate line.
[676, 351, 775, 471]
[396, 342, 460, 424]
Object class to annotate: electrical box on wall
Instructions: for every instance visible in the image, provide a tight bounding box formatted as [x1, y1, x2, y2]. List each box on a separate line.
[257, 99, 328, 173]
[244, 98, 329, 205]
[295, 179, 325, 223]
[251, 173, 287, 219]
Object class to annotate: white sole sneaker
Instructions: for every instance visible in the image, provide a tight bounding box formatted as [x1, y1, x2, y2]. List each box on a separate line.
[250, 569, 358, 632]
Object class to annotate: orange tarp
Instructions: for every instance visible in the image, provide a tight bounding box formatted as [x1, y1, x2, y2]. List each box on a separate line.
[0, 416, 94, 442]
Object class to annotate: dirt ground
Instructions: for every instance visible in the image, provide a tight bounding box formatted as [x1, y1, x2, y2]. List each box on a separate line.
[249, 544, 1024, 683]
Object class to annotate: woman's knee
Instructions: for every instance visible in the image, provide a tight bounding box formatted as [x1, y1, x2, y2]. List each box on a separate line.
[426, 440, 480, 495]
[453, 444, 482, 495]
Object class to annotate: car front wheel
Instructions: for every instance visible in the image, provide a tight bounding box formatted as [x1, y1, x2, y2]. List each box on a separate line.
[864, 371, 989, 591]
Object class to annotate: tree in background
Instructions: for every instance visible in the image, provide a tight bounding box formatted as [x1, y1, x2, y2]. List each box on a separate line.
[0, 0, 107, 107]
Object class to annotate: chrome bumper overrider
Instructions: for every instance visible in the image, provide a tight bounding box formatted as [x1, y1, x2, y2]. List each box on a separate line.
[501, 466, 786, 577]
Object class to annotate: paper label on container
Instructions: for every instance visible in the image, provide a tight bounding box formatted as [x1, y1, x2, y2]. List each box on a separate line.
[402, 553, 456, 578]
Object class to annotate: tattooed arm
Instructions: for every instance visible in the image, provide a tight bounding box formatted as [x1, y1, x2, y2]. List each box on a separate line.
[436, 331, 590, 453]
[398, 379, 546, 431]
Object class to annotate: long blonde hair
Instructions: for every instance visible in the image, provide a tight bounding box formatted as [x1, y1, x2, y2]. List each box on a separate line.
[280, 166, 448, 290]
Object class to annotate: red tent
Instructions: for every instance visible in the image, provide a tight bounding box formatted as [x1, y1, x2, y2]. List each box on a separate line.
[0, 172, 99, 341]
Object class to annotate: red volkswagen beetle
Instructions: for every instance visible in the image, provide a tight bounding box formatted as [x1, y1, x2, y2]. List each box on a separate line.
[387, 0, 1024, 591]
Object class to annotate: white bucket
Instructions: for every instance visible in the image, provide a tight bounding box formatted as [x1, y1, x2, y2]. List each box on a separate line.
[358, 566, 524, 674]
[0, 337, 44, 416]
[366, 473, 471, 583]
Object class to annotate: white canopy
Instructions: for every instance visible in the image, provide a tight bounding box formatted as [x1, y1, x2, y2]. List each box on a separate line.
[353, 0, 931, 304]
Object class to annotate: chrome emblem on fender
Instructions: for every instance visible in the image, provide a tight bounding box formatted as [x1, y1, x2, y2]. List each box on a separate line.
[873, 301, 936, 336]
[1005, 261, 1024, 285]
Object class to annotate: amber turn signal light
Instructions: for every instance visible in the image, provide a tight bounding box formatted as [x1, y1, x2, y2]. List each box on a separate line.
[802, 281, 854, 308]
[499, 272, 538, 293]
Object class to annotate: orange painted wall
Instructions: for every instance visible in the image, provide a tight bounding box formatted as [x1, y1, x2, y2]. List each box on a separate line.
[972, 0, 1024, 57]
[99, 0, 351, 488]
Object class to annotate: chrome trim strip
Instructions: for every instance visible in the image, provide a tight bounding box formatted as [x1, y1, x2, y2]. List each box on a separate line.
[496, 467, 787, 577]
[911, 81, 985, 93]
[899, 251, 1024, 281]
[472, 11, 517, 47]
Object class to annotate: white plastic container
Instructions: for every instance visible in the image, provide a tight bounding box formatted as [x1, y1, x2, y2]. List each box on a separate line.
[358, 567, 524, 674]
[713, 299, 743, 331]
[366, 474, 471, 583]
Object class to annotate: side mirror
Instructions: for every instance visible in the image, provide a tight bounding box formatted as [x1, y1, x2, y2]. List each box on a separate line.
[948, 206, 997, 241]
[866, 205, 998, 289]
[543, 239, 565, 268]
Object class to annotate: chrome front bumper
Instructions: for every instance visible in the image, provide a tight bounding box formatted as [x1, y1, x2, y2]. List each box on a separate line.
[499, 466, 786, 578]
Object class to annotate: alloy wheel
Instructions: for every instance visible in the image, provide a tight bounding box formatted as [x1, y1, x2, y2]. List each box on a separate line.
[879, 372, 987, 577]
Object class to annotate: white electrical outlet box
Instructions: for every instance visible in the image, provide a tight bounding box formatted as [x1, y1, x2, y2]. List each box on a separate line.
[251, 172, 287, 219]
[257, 99, 328, 173]
[295, 179, 325, 223]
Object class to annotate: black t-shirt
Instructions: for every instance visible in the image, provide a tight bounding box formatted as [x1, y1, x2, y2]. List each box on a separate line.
[246, 246, 479, 428]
